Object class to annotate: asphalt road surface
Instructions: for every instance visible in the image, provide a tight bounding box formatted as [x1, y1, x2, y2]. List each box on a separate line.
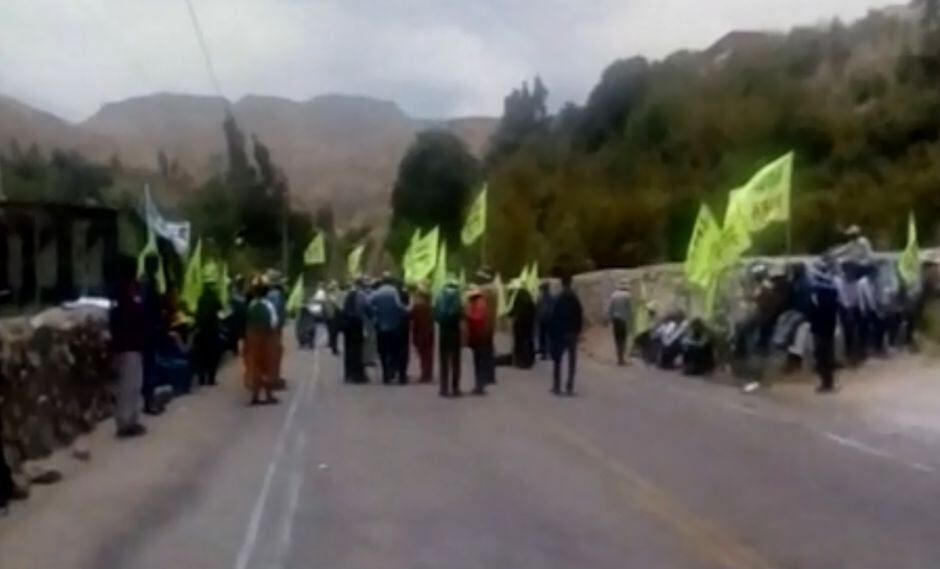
[2, 341, 940, 569]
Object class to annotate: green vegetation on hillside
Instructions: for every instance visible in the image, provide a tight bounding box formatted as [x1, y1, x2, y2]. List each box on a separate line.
[390, 6, 940, 276]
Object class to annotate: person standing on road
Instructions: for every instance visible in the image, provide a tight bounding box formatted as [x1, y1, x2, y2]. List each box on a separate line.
[466, 285, 493, 396]
[606, 280, 632, 365]
[193, 272, 223, 386]
[139, 253, 165, 416]
[110, 255, 148, 438]
[435, 278, 464, 397]
[536, 282, 554, 360]
[549, 274, 584, 396]
[326, 281, 341, 355]
[835, 262, 860, 366]
[244, 278, 279, 405]
[342, 279, 370, 383]
[370, 275, 407, 385]
[810, 258, 840, 393]
[265, 271, 288, 387]
[397, 280, 413, 383]
[477, 269, 499, 385]
[509, 283, 536, 369]
[411, 282, 435, 383]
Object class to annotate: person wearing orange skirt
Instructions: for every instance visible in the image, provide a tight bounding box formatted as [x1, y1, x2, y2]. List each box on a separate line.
[243, 280, 280, 405]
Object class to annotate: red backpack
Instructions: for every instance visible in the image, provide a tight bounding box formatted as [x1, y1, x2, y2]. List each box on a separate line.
[465, 295, 489, 346]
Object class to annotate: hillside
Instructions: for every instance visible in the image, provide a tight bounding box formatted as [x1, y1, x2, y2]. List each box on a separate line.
[483, 1, 940, 273]
[0, 92, 497, 219]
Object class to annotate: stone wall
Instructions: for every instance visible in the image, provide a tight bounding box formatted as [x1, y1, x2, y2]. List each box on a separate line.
[0, 307, 113, 473]
[571, 251, 939, 328]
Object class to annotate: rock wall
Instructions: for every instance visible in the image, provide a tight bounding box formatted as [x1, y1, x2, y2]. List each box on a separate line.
[572, 251, 939, 328]
[0, 307, 113, 473]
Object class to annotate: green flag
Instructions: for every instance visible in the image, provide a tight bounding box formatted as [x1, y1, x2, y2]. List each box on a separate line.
[304, 232, 326, 266]
[136, 228, 166, 294]
[405, 227, 439, 284]
[684, 204, 721, 288]
[703, 275, 720, 322]
[347, 244, 365, 277]
[741, 152, 793, 233]
[286, 275, 304, 317]
[181, 238, 203, 312]
[432, 243, 448, 295]
[898, 212, 921, 287]
[718, 187, 753, 267]
[402, 228, 421, 274]
[525, 261, 540, 298]
[461, 184, 487, 246]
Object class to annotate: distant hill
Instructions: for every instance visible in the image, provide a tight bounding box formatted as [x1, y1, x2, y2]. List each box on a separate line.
[0, 92, 497, 220]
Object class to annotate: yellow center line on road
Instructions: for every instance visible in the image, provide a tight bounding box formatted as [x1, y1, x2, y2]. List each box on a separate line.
[532, 411, 778, 569]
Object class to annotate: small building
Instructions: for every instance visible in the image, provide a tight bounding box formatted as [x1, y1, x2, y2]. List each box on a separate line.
[0, 200, 118, 308]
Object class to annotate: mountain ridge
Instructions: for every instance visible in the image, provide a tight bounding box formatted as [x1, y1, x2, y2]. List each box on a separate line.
[0, 91, 497, 220]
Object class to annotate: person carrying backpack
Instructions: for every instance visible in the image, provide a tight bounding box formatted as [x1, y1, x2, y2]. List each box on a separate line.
[434, 279, 464, 397]
[465, 285, 492, 396]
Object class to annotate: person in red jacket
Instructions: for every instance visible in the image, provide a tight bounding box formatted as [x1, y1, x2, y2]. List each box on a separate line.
[410, 283, 435, 383]
[465, 285, 492, 395]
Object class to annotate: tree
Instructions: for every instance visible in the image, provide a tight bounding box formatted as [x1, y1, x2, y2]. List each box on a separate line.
[389, 130, 482, 258]
[485, 77, 550, 166]
[576, 57, 651, 151]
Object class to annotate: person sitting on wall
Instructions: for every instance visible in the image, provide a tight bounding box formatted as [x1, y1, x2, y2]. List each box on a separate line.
[655, 310, 690, 370]
[681, 318, 715, 376]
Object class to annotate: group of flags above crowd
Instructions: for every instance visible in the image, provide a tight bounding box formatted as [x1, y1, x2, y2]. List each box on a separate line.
[683, 151, 923, 321]
[290, 183, 544, 316]
[299, 184, 494, 286]
[136, 150, 924, 322]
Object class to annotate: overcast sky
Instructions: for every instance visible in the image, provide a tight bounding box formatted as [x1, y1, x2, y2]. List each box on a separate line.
[0, 0, 887, 122]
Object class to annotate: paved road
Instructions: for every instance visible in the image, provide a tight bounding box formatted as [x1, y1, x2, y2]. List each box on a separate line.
[3, 341, 940, 569]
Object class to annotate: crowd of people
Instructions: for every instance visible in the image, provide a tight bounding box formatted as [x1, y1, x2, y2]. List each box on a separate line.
[107, 252, 297, 438]
[623, 226, 932, 394]
[302, 269, 585, 398]
[103, 224, 928, 448]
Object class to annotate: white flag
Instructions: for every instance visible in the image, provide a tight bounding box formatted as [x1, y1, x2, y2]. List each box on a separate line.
[143, 184, 191, 256]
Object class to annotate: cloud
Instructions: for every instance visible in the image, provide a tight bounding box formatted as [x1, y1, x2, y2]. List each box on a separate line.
[0, 0, 884, 122]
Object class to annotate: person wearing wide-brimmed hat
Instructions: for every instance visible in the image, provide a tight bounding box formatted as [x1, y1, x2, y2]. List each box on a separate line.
[831, 224, 873, 267]
[606, 279, 632, 365]
[193, 267, 223, 387]
[244, 276, 279, 405]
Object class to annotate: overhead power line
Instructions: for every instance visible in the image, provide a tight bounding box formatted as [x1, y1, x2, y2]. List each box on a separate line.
[182, 0, 227, 101]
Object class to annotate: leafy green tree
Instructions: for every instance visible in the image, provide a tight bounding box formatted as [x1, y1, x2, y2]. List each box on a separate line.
[388, 130, 482, 259]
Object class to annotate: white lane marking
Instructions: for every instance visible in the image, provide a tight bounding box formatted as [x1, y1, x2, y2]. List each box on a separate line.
[823, 431, 936, 474]
[612, 364, 940, 476]
[277, 432, 308, 565]
[910, 461, 937, 473]
[824, 432, 894, 459]
[305, 350, 320, 405]
[233, 350, 313, 569]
